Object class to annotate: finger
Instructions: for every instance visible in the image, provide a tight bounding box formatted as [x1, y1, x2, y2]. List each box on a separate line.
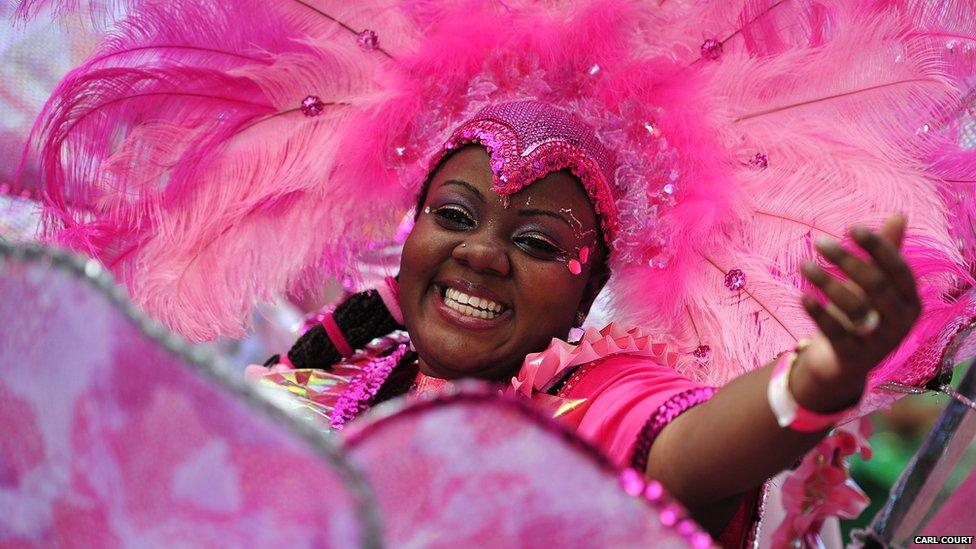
[849, 224, 918, 303]
[814, 237, 906, 322]
[801, 294, 859, 354]
[800, 261, 871, 323]
[878, 213, 906, 249]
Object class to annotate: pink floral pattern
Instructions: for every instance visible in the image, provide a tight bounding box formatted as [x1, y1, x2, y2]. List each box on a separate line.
[344, 388, 712, 548]
[0, 255, 370, 547]
[773, 417, 873, 547]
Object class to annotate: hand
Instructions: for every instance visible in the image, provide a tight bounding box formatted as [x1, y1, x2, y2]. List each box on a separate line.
[792, 214, 922, 412]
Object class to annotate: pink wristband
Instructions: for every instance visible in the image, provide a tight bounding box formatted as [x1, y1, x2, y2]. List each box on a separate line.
[767, 350, 850, 432]
[376, 275, 404, 325]
[321, 311, 354, 358]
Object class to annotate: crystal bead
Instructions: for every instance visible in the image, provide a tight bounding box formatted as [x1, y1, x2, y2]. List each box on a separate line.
[749, 152, 768, 170]
[700, 38, 723, 60]
[300, 95, 325, 117]
[724, 268, 745, 290]
[692, 344, 711, 362]
[357, 29, 379, 51]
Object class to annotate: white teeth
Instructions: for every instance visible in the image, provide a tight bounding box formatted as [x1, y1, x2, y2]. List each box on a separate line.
[443, 287, 505, 318]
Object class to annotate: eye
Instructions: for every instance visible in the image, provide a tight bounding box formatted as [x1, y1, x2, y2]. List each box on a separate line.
[515, 234, 567, 261]
[432, 205, 475, 229]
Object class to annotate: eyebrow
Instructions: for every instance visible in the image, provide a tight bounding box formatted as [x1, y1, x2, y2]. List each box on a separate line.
[441, 179, 574, 229]
[442, 179, 486, 203]
[517, 208, 574, 229]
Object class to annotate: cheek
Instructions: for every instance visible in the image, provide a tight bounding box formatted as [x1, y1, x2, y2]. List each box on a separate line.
[517, 263, 586, 322]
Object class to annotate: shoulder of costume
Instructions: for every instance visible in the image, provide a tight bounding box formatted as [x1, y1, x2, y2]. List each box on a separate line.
[511, 322, 682, 398]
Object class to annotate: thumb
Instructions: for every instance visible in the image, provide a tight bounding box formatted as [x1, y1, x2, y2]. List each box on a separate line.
[878, 213, 907, 249]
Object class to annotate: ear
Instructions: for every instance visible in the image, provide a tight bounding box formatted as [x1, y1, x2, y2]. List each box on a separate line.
[577, 263, 611, 319]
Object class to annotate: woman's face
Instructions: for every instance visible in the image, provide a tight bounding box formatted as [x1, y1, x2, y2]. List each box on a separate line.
[399, 146, 609, 381]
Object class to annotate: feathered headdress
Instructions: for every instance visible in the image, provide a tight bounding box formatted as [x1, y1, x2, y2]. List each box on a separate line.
[16, 0, 976, 386]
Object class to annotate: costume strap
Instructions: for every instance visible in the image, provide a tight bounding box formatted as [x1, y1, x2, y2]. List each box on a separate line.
[377, 276, 404, 325]
[321, 311, 354, 359]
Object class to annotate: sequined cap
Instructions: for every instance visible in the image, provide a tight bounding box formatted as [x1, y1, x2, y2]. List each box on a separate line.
[433, 100, 620, 247]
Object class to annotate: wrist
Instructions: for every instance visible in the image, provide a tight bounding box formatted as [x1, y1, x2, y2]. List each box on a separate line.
[766, 340, 864, 432]
[789, 343, 865, 414]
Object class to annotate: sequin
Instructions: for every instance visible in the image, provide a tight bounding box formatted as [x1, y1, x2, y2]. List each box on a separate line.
[663, 183, 675, 194]
[300, 95, 325, 117]
[357, 29, 379, 51]
[423, 206, 431, 214]
[700, 38, 723, 60]
[567, 259, 582, 275]
[631, 387, 718, 471]
[579, 246, 590, 264]
[724, 268, 745, 290]
[749, 152, 768, 170]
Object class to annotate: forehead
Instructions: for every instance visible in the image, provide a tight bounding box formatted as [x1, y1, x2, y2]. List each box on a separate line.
[429, 146, 597, 216]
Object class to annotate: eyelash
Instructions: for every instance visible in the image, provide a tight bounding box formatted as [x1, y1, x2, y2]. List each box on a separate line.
[430, 205, 567, 260]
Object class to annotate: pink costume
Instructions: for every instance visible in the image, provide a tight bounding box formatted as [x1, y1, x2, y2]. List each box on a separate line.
[11, 0, 976, 547]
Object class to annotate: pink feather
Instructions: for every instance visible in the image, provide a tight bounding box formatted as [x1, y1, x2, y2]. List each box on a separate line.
[16, 0, 976, 392]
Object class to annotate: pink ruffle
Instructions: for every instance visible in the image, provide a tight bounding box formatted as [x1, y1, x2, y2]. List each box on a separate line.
[511, 323, 681, 398]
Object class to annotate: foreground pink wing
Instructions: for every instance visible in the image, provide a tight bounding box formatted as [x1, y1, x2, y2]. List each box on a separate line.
[344, 386, 713, 548]
[0, 242, 379, 547]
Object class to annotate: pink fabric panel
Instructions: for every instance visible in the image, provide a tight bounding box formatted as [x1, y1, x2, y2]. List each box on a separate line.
[0, 251, 370, 547]
[564, 355, 715, 467]
[344, 391, 710, 548]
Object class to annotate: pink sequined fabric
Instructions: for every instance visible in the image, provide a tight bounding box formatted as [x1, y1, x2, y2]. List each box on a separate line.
[631, 387, 718, 471]
[434, 100, 620, 246]
[330, 343, 409, 430]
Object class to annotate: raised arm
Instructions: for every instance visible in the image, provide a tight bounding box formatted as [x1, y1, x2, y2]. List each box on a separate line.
[646, 214, 921, 534]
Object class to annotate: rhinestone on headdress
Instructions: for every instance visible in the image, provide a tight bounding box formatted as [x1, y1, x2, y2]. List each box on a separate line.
[692, 344, 711, 363]
[700, 38, 723, 60]
[724, 268, 746, 290]
[749, 152, 769, 170]
[357, 29, 379, 51]
[300, 95, 325, 117]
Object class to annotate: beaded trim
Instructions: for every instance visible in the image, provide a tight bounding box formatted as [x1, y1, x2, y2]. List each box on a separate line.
[618, 468, 714, 548]
[555, 356, 613, 398]
[330, 343, 409, 430]
[630, 386, 718, 471]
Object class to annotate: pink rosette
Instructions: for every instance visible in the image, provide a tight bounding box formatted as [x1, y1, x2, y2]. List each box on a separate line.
[510, 323, 680, 397]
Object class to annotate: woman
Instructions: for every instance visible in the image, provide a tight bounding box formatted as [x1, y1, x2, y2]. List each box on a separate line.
[18, 0, 976, 546]
[257, 100, 925, 545]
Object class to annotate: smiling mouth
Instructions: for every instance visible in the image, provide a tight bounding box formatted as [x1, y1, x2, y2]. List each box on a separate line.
[437, 285, 509, 320]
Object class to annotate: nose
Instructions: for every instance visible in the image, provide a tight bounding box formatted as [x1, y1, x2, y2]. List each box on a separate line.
[452, 235, 511, 277]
